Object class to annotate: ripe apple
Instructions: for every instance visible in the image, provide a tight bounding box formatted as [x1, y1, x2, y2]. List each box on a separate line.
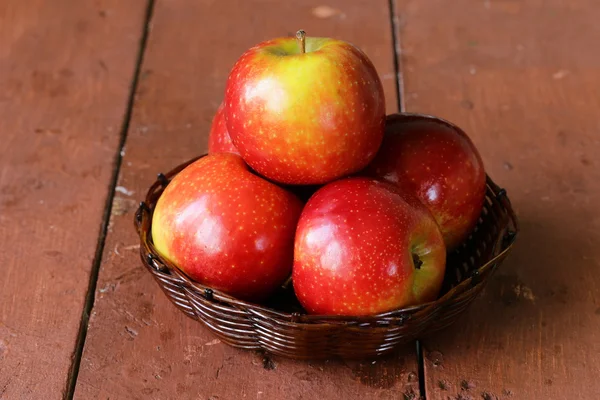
[151, 153, 303, 302]
[293, 177, 446, 316]
[224, 30, 385, 185]
[208, 102, 239, 155]
[365, 114, 486, 250]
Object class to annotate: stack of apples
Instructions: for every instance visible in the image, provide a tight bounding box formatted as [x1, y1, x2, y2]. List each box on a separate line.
[152, 31, 486, 316]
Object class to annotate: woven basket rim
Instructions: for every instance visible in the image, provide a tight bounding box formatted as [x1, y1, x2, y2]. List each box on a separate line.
[135, 154, 519, 325]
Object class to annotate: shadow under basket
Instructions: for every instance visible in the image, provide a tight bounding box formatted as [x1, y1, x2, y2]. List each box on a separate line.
[134, 155, 519, 360]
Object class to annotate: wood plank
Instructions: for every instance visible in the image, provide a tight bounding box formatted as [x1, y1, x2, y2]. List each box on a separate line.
[73, 0, 421, 399]
[0, 0, 148, 398]
[393, 0, 600, 398]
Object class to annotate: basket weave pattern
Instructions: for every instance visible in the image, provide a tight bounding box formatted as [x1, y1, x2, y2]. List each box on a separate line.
[134, 155, 518, 360]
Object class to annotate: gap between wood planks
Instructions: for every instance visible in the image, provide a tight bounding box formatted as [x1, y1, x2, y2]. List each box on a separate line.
[63, 1, 157, 399]
[387, 1, 427, 399]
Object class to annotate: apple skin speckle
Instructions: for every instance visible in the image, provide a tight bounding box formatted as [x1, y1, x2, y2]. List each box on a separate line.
[292, 177, 446, 316]
[224, 35, 385, 185]
[152, 153, 303, 302]
[364, 114, 487, 250]
[207, 102, 240, 155]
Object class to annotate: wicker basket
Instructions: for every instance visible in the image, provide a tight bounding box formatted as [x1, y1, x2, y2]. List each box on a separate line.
[134, 155, 518, 360]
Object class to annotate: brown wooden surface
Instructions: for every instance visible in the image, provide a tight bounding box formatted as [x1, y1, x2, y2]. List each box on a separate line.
[0, 0, 147, 398]
[395, 0, 600, 398]
[4, 0, 599, 398]
[73, 1, 420, 400]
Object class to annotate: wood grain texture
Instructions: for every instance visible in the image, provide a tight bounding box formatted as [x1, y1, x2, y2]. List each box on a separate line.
[74, 1, 420, 399]
[394, 0, 600, 398]
[0, 0, 147, 398]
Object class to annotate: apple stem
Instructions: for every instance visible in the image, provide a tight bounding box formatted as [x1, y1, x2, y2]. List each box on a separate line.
[412, 253, 423, 270]
[281, 274, 293, 289]
[296, 30, 306, 54]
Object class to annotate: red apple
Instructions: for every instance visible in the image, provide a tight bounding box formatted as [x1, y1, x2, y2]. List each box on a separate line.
[151, 153, 303, 302]
[293, 177, 446, 316]
[208, 102, 239, 155]
[365, 114, 486, 250]
[224, 30, 385, 185]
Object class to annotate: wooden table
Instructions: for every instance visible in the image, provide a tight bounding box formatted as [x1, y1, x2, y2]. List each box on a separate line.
[1, 0, 599, 399]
